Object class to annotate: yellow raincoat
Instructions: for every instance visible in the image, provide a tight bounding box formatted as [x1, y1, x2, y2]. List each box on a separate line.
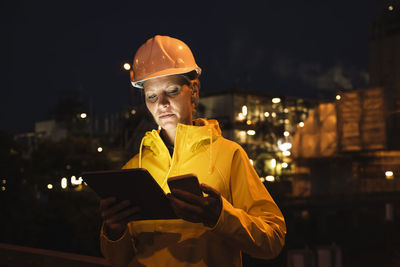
[100, 118, 286, 267]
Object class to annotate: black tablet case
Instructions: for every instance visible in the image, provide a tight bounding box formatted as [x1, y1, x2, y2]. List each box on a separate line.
[81, 168, 178, 220]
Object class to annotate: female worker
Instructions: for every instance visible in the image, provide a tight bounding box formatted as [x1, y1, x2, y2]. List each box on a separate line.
[99, 35, 286, 267]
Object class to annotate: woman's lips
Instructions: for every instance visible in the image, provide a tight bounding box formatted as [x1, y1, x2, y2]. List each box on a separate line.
[159, 114, 174, 119]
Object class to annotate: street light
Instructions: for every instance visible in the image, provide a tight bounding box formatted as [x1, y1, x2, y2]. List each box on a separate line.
[123, 63, 131, 71]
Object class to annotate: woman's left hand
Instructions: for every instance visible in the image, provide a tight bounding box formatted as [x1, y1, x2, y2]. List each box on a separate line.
[167, 183, 222, 228]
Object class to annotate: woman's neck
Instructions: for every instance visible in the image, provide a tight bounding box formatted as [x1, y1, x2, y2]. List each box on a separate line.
[161, 128, 176, 146]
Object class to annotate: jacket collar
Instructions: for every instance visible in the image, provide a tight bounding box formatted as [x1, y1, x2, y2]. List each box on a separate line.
[141, 118, 221, 156]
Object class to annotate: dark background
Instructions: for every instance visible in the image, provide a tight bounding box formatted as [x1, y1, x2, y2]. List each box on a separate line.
[2, 0, 377, 134]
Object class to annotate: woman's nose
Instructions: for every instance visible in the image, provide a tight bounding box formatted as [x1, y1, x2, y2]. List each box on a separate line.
[158, 94, 170, 107]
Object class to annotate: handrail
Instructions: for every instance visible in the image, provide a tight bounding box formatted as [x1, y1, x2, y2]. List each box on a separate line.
[0, 242, 110, 267]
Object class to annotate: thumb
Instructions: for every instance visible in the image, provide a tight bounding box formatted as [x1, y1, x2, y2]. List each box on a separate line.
[200, 183, 220, 198]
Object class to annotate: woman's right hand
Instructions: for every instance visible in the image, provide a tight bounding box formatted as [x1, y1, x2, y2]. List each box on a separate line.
[100, 197, 140, 240]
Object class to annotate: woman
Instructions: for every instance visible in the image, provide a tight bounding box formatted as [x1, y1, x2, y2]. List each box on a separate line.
[99, 35, 286, 267]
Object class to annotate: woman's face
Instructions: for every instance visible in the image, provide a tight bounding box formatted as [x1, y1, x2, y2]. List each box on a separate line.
[143, 75, 195, 131]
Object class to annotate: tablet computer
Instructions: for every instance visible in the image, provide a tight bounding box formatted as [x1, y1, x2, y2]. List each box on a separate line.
[81, 168, 178, 220]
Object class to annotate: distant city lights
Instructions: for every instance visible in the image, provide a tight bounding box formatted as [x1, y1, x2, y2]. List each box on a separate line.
[336, 95, 341, 101]
[47, 184, 53, 189]
[242, 105, 248, 116]
[61, 177, 67, 189]
[264, 112, 270, 117]
[385, 171, 394, 179]
[266, 176, 275, 182]
[1, 186, 5, 191]
[71, 176, 83, 185]
[271, 112, 277, 118]
[388, 5, 394, 11]
[97, 147, 103, 152]
[284, 131, 290, 137]
[278, 139, 292, 152]
[272, 98, 281, 104]
[260, 177, 265, 182]
[282, 162, 289, 168]
[247, 130, 256, 136]
[299, 122, 305, 127]
[270, 159, 276, 168]
[80, 113, 87, 119]
[283, 151, 291, 156]
[249, 159, 254, 166]
[1, 179, 6, 184]
[131, 109, 136, 115]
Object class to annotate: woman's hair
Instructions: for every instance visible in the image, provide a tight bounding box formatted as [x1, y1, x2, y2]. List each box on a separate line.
[182, 70, 201, 116]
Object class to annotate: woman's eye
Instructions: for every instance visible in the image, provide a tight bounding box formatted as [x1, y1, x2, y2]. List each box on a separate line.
[167, 88, 180, 96]
[147, 95, 157, 102]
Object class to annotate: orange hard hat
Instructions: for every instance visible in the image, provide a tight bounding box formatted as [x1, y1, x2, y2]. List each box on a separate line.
[130, 35, 202, 88]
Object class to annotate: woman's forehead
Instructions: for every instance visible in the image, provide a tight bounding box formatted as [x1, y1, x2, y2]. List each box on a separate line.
[143, 75, 188, 91]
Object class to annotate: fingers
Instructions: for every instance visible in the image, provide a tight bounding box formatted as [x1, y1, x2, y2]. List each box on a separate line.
[100, 196, 117, 210]
[105, 206, 141, 224]
[167, 194, 202, 222]
[170, 189, 205, 206]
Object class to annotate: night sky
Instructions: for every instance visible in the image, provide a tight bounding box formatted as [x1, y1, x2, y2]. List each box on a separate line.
[3, 0, 378, 134]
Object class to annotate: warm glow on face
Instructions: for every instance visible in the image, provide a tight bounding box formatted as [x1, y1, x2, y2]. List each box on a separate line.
[246, 120, 252, 125]
[123, 63, 131, 71]
[1, 186, 5, 191]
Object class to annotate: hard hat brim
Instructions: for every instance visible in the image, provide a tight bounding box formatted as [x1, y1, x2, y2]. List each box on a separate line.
[131, 67, 201, 89]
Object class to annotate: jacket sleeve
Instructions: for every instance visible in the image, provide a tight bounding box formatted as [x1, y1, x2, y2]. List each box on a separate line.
[211, 146, 286, 259]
